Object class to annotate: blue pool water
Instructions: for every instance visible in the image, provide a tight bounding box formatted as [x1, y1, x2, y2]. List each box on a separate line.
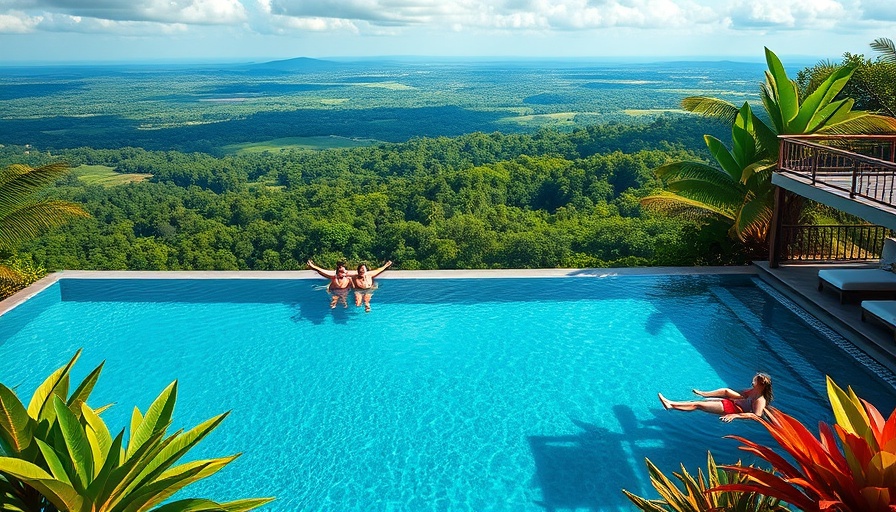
[1, 274, 894, 511]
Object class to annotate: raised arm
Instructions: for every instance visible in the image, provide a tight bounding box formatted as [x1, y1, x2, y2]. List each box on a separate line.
[368, 260, 393, 278]
[307, 259, 335, 279]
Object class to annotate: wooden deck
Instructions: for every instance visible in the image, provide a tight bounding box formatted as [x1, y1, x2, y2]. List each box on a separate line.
[755, 261, 896, 375]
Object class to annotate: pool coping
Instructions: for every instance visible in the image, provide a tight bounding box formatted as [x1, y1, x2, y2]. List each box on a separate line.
[0, 266, 757, 317]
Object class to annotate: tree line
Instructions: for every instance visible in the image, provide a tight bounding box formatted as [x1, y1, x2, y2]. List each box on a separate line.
[3, 117, 746, 273]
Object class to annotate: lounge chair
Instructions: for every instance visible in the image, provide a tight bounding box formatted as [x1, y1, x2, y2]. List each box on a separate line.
[817, 268, 896, 303]
[861, 300, 896, 339]
[817, 237, 896, 303]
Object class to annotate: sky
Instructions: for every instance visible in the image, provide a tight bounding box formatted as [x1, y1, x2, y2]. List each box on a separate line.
[0, 0, 895, 64]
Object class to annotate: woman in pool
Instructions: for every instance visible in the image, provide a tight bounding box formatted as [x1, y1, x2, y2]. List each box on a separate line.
[657, 372, 773, 422]
[307, 259, 353, 308]
[352, 260, 392, 312]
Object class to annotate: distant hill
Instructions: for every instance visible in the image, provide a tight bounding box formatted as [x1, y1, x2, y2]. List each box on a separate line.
[243, 57, 349, 73]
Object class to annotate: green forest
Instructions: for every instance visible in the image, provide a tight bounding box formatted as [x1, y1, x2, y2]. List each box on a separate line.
[2, 117, 741, 273]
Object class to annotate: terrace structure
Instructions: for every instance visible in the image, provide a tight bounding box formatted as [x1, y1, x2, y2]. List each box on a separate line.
[762, 134, 896, 372]
[769, 135, 896, 266]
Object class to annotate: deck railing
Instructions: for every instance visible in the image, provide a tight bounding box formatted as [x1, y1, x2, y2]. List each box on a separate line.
[778, 135, 896, 208]
[778, 224, 893, 262]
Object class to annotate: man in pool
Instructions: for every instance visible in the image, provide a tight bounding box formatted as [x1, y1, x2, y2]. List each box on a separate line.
[352, 260, 392, 312]
[307, 259, 353, 308]
[657, 372, 773, 422]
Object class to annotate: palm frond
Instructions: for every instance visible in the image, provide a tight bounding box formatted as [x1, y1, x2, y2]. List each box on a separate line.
[816, 113, 896, 135]
[640, 192, 735, 221]
[740, 160, 777, 185]
[871, 37, 896, 64]
[0, 163, 73, 214]
[680, 97, 739, 124]
[654, 161, 740, 188]
[0, 200, 89, 250]
[732, 191, 774, 242]
[663, 179, 745, 211]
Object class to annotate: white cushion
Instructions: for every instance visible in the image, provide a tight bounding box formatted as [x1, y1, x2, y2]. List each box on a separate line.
[818, 268, 896, 291]
[862, 300, 896, 326]
[881, 238, 896, 270]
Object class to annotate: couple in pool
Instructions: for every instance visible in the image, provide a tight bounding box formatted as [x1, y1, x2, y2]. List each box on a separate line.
[307, 259, 393, 312]
[658, 372, 773, 422]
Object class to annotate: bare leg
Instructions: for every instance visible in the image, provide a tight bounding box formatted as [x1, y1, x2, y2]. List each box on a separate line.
[354, 292, 363, 307]
[692, 388, 740, 399]
[659, 393, 726, 414]
[329, 295, 339, 308]
[364, 293, 371, 312]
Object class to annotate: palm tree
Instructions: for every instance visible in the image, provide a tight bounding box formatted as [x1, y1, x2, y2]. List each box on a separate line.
[641, 102, 775, 253]
[681, 47, 896, 158]
[0, 162, 89, 282]
[643, 48, 896, 255]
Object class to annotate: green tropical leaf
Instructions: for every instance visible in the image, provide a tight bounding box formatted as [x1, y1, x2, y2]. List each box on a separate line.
[153, 497, 278, 512]
[0, 456, 83, 511]
[129, 413, 229, 497]
[765, 47, 800, 125]
[0, 383, 33, 456]
[84, 430, 125, 504]
[215, 498, 277, 511]
[116, 461, 216, 512]
[704, 135, 741, 180]
[97, 430, 173, 507]
[127, 382, 177, 460]
[53, 396, 93, 491]
[760, 81, 784, 133]
[67, 360, 104, 414]
[35, 438, 72, 485]
[81, 403, 112, 466]
[731, 103, 757, 170]
[791, 65, 856, 133]
[26, 350, 80, 423]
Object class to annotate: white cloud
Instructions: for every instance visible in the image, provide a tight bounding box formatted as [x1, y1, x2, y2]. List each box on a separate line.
[34, 12, 190, 34]
[2, 0, 247, 26]
[263, 0, 715, 31]
[727, 0, 850, 29]
[270, 15, 359, 33]
[0, 11, 38, 32]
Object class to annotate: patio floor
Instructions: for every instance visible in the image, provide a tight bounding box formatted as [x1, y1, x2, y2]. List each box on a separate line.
[755, 260, 896, 375]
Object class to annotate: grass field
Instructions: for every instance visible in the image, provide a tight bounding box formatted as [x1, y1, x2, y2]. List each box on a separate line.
[622, 109, 690, 116]
[221, 136, 382, 154]
[497, 112, 592, 127]
[72, 165, 152, 186]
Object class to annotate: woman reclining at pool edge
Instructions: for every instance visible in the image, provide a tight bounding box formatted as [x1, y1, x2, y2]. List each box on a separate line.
[657, 372, 773, 422]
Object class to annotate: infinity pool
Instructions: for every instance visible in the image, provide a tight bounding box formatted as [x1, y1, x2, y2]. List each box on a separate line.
[1, 274, 894, 511]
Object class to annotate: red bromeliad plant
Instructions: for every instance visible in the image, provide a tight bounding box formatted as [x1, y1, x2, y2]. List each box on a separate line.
[713, 376, 896, 512]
